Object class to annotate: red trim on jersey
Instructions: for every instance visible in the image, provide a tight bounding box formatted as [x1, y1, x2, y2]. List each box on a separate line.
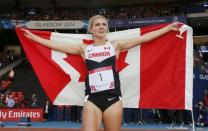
[88, 66, 112, 74]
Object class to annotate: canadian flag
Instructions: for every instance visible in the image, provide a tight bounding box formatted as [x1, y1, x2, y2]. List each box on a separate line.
[16, 24, 193, 110]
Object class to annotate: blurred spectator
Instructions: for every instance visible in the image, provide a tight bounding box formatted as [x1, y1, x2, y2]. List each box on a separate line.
[8, 69, 15, 81]
[194, 42, 208, 74]
[123, 108, 141, 125]
[17, 96, 28, 108]
[23, 97, 30, 108]
[0, 52, 19, 69]
[5, 95, 15, 108]
[0, 70, 14, 94]
[168, 109, 185, 128]
[30, 93, 40, 108]
[70, 106, 82, 122]
[203, 89, 208, 108]
[64, 105, 71, 121]
[31, 93, 37, 101]
[31, 98, 39, 108]
[152, 109, 162, 123]
[0, 94, 5, 108]
[57, 105, 64, 121]
[195, 101, 208, 127]
[43, 100, 52, 121]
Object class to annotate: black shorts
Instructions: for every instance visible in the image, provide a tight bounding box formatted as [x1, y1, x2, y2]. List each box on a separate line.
[85, 94, 121, 112]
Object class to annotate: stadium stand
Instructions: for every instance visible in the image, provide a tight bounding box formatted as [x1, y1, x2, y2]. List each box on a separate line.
[0, 0, 208, 130]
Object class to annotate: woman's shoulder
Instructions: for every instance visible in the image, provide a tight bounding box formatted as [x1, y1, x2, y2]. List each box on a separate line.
[108, 40, 118, 50]
[82, 43, 91, 50]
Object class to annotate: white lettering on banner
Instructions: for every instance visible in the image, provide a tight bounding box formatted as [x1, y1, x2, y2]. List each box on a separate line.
[26, 21, 85, 29]
[34, 22, 63, 28]
[0, 109, 43, 121]
[0, 111, 7, 119]
[199, 74, 208, 80]
[8, 111, 40, 118]
[89, 52, 110, 58]
[128, 19, 165, 24]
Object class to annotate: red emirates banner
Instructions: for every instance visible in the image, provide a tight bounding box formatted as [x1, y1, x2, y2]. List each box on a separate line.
[0, 109, 43, 121]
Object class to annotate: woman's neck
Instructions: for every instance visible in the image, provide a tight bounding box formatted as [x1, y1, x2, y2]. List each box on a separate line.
[93, 38, 106, 46]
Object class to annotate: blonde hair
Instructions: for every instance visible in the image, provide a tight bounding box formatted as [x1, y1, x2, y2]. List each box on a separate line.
[87, 15, 109, 33]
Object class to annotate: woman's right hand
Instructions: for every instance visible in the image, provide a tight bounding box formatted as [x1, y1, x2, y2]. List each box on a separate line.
[21, 28, 34, 40]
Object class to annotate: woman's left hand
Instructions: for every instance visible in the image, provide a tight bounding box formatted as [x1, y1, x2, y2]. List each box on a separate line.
[168, 22, 181, 32]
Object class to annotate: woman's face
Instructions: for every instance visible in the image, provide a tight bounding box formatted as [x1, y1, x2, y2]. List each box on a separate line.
[90, 18, 108, 39]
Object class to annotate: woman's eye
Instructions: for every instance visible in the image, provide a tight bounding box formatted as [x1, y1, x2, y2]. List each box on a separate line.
[95, 23, 99, 26]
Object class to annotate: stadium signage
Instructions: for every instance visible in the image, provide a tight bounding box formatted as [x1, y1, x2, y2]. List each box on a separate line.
[110, 16, 186, 28]
[24, 20, 87, 29]
[199, 74, 208, 80]
[0, 109, 43, 121]
[1, 16, 186, 29]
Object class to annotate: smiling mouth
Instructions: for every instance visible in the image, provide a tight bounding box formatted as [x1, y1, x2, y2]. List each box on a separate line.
[99, 30, 105, 33]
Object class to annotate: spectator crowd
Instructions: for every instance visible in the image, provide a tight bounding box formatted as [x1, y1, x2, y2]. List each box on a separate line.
[0, 1, 207, 126]
[194, 42, 208, 74]
[0, 52, 19, 69]
[0, 3, 184, 20]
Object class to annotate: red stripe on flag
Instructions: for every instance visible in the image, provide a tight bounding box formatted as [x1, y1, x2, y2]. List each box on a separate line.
[139, 24, 186, 109]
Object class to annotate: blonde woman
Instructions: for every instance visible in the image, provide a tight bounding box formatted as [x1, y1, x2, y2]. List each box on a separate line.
[22, 15, 179, 131]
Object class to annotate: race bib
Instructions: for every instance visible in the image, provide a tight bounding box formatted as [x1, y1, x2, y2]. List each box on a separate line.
[88, 66, 115, 93]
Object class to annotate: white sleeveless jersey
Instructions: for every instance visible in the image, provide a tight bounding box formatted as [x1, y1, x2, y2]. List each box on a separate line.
[84, 42, 121, 96]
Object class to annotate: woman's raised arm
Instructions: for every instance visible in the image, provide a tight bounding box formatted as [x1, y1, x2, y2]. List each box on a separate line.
[114, 22, 180, 52]
[21, 28, 84, 56]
